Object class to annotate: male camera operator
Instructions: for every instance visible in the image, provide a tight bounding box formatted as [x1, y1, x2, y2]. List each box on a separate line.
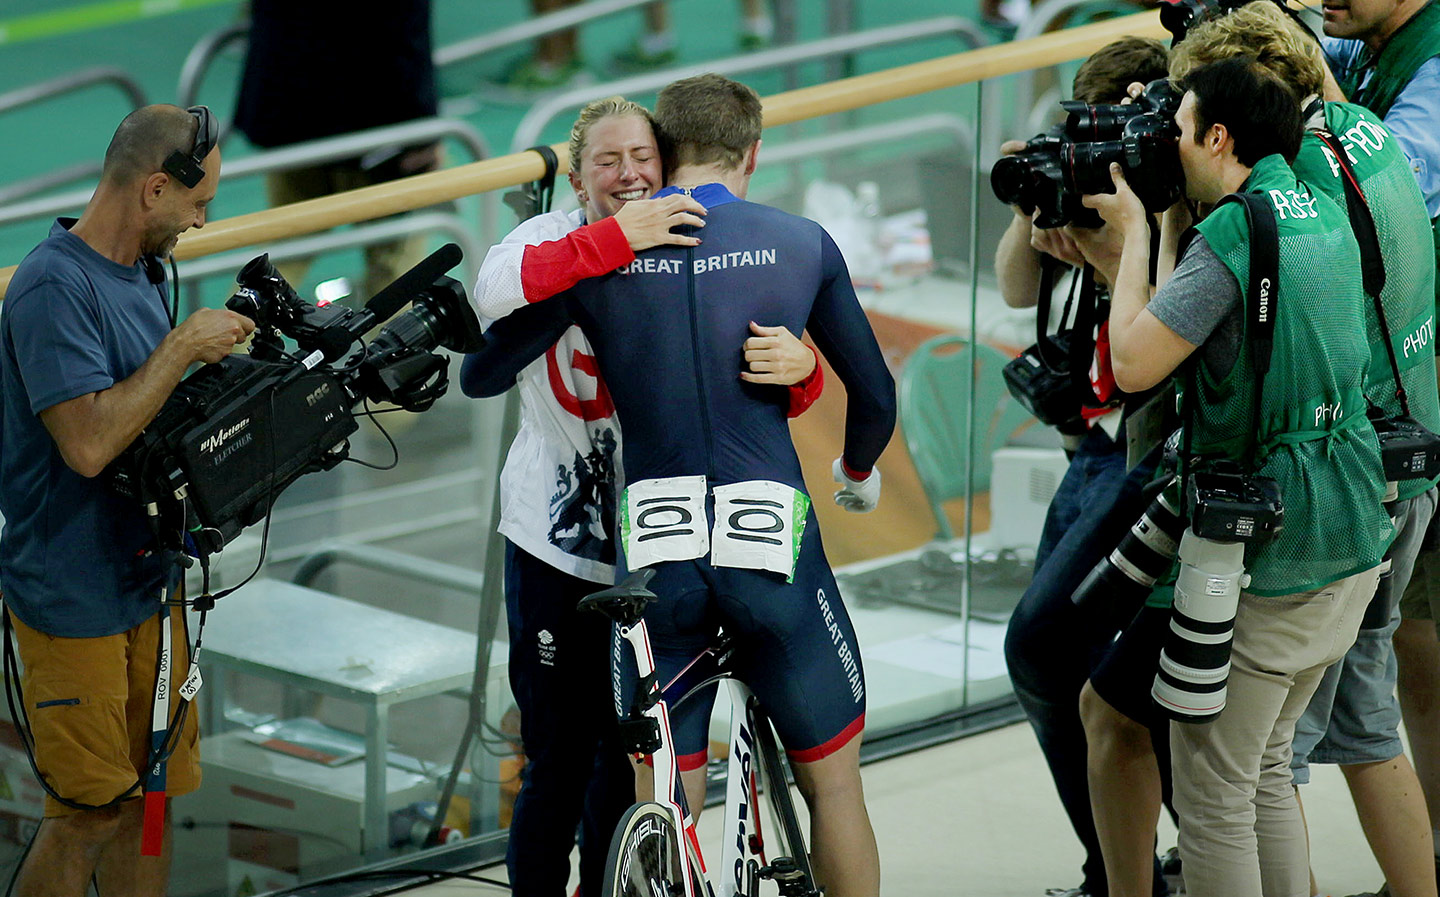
[995, 36, 1180, 897]
[0, 105, 253, 896]
[1081, 57, 1391, 897]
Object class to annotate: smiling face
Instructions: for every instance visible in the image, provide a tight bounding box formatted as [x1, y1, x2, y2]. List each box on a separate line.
[569, 114, 662, 222]
[143, 145, 220, 257]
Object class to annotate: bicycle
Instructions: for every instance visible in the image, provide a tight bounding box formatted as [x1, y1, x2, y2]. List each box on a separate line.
[579, 568, 823, 897]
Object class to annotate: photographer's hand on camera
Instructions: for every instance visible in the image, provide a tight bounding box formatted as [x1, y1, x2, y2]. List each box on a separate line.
[613, 192, 707, 251]
[996, 139, 1085, 307]
[37, 309, 256, 479]
[169, 307, 255, 365]
[1083, 164, 1194, 393]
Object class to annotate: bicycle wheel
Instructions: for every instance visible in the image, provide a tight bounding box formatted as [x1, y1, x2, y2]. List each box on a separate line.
[602, 802, 687, 897]
[749, 698, 818, 890]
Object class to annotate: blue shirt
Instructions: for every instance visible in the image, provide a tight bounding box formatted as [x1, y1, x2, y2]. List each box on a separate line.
[0, 220, 174, 637]
[1326, 37, 1440, 217]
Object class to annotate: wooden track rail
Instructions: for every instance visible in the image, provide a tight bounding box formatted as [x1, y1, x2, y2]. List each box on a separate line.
[0, 9, 1166, 298]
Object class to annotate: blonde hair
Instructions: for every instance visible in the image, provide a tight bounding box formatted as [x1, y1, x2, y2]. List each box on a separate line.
[568, 96, 656, 172]
[1169, 2, 1325, 100]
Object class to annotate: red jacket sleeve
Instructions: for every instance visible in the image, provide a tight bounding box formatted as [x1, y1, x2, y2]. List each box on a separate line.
[520, 216, 635, 302]
[786, 345, 825, 418]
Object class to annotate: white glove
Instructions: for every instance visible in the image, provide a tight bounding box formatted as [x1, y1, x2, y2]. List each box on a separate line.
[832, 458, 881, 513]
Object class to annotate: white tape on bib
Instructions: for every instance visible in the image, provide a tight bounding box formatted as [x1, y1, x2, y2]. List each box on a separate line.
[621, 475, 709, 568]
[710, 480, 809, 581]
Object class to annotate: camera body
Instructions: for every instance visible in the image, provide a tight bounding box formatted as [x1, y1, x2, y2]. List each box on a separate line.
[1001, 330, 1089, 433]
[1188, 465, 1286, 543]
[1370, 412, 1440, 483]
[991, 79, 1184, 229]
[108, 244, 484, 556]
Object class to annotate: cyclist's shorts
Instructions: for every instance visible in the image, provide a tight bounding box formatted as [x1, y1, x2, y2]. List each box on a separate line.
[615, 510, 866, 771]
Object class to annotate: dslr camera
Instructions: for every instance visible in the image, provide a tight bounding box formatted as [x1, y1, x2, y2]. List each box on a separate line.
[991, 79, 1185, 229]
[108, 244, 485, 556]
[1152, 461, 1283, 723]
[1367, 407, 1440, 493]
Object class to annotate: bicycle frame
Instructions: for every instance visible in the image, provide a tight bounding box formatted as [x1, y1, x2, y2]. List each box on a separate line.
[614, 614, 778, 897]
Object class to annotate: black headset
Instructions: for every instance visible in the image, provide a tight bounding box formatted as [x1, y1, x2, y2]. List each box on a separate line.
[161, 105, 218, 190]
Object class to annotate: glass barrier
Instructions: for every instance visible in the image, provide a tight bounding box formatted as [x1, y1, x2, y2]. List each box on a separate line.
[0, 8, 1134, 893]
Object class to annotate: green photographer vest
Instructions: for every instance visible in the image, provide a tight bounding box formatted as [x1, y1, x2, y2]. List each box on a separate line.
[1292, 102, 1440, 501]
[1189, 155, 1392, 596]
[1333, 0, 1440, 304]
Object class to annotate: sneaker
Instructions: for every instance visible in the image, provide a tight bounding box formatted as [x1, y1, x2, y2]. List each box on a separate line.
[505, 55, 588, 90]
[1044, 889, 1094, 897]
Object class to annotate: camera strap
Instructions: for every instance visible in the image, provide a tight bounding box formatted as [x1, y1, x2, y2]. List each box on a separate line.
[1032, 256, 1079, 370]
[1068, 263, 1115, 409]
[1233, 191, 1280, 467]
[1177, 193, 1277, 514]
[502, 144, 560, 221]
[1311, 127, 1411, 417]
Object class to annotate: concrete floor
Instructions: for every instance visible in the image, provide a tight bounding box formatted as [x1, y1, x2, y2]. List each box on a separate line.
[403, 720, 1386, 897]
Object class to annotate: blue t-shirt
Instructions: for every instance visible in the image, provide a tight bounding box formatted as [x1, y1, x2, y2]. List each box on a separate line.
[0, 219, 174, 637]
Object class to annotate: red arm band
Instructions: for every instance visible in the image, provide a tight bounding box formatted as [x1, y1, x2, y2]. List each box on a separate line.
[520, 216, 635, 302]
[840, 458, 872, 481]
[786, 346, 824, 418]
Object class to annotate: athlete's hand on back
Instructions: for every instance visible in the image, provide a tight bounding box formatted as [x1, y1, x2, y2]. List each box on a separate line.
[614, 194, 707, 251]
[832, 458, 882, 513]
[740, 322, 816, 386]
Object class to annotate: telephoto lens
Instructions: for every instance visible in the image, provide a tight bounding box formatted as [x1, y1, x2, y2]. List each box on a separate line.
[1152, 529, 1249, 722]
[1071, 479, 1185, 629]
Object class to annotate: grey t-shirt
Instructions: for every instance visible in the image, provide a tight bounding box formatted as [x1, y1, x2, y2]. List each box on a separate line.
[1146, 234, 1243, 380]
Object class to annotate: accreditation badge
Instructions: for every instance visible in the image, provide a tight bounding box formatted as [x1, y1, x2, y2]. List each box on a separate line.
[620, 475, 710, 568]
[710, 480, 809, 581]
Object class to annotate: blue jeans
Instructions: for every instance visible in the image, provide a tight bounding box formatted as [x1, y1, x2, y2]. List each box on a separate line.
[505, 542, 635, 897]
[1004, 427, 1163, 896]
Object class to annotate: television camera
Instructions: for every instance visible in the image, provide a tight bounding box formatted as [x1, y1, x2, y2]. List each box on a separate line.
[107, 243, 484, 561]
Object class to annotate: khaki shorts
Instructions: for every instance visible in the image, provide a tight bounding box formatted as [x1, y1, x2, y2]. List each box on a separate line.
[9, 608, 201, 817]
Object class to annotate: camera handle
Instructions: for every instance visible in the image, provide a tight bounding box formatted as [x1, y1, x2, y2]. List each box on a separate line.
[1311, 128, 1412, 419]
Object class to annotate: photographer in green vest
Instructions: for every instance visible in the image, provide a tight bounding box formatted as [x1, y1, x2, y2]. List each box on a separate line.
[1081, 55, 1392, 897]
[1324, 1, 1440, 879]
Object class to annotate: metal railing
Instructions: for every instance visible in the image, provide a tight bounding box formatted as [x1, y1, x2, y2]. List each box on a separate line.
[0, 67, 149, 206]
[994, 0, 1147, 160]
[176, 22, 248, 109]
[0, 10, 1171, 295]
[174, 211, 484, 314]
[0, 116, 495, 240]
[510, 16, 990, 154]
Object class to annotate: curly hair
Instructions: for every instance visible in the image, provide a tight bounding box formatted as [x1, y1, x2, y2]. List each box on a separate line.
[1169, 2, 1325, 101]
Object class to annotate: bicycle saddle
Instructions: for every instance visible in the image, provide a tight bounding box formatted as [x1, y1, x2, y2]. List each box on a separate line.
[577, 568, 657, 624]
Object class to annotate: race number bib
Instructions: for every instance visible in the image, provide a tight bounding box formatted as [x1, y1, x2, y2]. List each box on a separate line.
[620, 475, 709, 569]
[710, 480, 810, 581]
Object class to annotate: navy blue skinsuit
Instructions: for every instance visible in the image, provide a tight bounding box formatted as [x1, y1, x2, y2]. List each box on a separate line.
[464, 183, 895, 764]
